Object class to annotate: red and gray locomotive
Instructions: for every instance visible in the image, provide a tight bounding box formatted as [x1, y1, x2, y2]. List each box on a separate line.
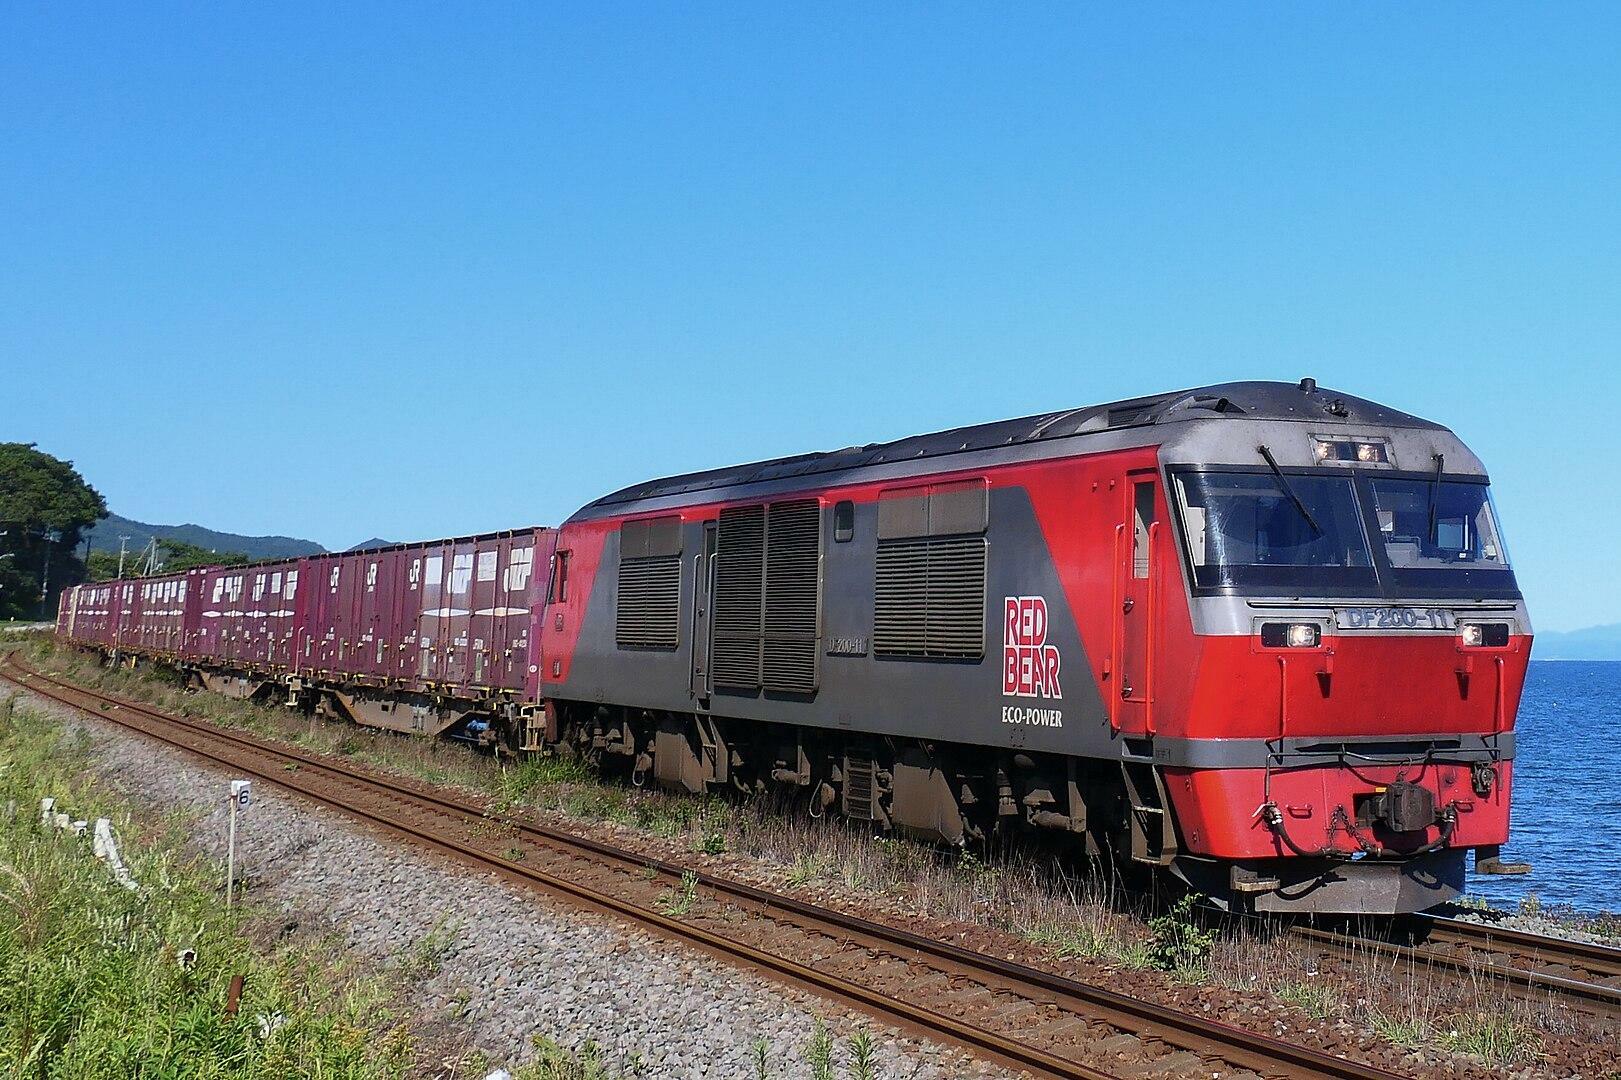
[59, 380, 1531, 913]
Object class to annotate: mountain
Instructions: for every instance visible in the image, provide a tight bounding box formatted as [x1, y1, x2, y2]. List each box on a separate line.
[346, 537, 397, 551]
[83, 513, 328, 561]
[1532, 623, 1621, 661]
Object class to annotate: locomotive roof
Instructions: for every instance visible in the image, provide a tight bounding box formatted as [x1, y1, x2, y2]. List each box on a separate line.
[585, 379, 1442, 512]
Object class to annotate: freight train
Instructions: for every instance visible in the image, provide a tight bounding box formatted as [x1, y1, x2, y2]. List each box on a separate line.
[56, 380, 1531, 913]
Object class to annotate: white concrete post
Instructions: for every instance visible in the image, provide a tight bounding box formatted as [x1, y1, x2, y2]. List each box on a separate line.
[227, 779, 251, 909]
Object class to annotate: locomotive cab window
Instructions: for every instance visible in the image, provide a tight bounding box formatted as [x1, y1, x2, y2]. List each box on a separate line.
[1366, 477, 1513, 593]
[1367, 479, 1508, 570]
[1132, 481, 1156, 578]
[548, 551, 570, 604]
[1173, 471, 1375, 592]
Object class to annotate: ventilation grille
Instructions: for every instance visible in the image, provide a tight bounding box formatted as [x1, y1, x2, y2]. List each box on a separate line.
[874, 536, 987, 658]
[843, 755, 877, 820]
[763, 499, 821, 693]
[616, 556, 681, 649]
[712, 505, 766, 688]
[712, 500, 823, 693]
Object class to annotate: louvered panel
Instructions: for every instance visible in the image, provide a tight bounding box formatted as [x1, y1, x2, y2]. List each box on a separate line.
[873, 541, 930, 656]
[763, 499, 821, 693]
[874, 537, 986, 659]
[615, 557, 681, 649]
[712, 505, 766, 688]
[925, 537, 987, 658]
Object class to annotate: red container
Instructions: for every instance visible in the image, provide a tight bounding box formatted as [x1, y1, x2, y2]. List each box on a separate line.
[59, 528, 554, 723]
[262, 560, 304, 670]
[131, 571, 191, 657]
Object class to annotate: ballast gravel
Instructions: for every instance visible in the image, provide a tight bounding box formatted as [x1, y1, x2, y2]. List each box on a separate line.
[7, 687, 1011, 1080]
[1448, 906, 1621, 949]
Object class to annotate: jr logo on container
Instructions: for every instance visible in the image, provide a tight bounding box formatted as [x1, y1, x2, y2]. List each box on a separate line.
[1003, 596, 1062, 699]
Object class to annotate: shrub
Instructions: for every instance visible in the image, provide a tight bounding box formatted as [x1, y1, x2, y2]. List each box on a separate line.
[1146, 893, 1217, 975]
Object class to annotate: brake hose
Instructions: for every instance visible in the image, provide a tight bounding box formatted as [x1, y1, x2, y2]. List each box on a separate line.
[1405, 804, 1459, 856]
[1259, 802, 1357, 861]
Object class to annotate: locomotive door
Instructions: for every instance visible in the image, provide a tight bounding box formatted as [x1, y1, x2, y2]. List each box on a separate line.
[1117, 474, 1160, 737]
[689, 522, 717, 701]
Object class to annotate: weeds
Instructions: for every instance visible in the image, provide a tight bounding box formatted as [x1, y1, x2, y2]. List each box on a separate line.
[1369, 1010, 1432, 1049]
[846, 1029, 877, 1080]
[1146, 893, 1217, 976]
[1439, 1011, 1542, 1066]
[656, 870, 699, 917]
[404, 916, 462, 978]
[0, 699, 414, 1078]
[694, 827, 727, 856]
[1274, 979, 1340, 1019]
[804, 1017, 834, 1080]
[515, 1035, 618, 1080]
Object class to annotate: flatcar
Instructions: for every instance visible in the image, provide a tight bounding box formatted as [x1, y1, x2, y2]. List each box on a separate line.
[57, 380, 1531, 913]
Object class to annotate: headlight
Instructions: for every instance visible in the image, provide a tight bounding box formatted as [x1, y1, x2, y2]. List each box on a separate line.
[1261, 622, 1322, 648]
[1288, 623, 1322, 648]
[1460, 622, 1510, 648]
[1314, 438, 1390, 463]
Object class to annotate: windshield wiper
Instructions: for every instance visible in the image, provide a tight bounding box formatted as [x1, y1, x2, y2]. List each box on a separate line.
[1256, 445, 1322, 535]
[1427, 453, 1445, 542]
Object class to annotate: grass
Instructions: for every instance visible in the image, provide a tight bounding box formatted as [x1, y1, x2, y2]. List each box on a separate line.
[0, 693, 416, 1078]
[511, 1036, 620, 1080]
[1216, 926, 1553, 1069]
[403, 915, 463, 979]
[1273, 979, 1341, 1019]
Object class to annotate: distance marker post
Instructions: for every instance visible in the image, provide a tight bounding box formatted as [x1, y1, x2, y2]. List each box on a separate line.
[226, 779, 251, 908]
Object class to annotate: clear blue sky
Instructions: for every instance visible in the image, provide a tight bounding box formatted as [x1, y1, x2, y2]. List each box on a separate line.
[2, 5, 1617, 631]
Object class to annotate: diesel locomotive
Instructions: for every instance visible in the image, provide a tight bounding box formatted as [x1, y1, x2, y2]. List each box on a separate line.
[58, 380, 1531, 913]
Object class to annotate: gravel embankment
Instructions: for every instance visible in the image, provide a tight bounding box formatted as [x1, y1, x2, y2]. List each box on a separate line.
[1446, 907, 1621, 949]
[5, 686, 1008, 1080]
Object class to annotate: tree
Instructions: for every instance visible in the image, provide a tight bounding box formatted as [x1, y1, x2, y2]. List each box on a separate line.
[86, 539, 250, 581]
[151, 539, 251, 573]
[0, 443, 107, 620]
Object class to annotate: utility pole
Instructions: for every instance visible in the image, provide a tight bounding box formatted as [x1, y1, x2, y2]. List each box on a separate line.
[39, 528, 61, 621]
[117, 536, 130, 578]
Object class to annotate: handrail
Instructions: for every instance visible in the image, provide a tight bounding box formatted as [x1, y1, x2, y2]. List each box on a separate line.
[1493, 656, 1506, 733]
[1145, 520, 1159, 736]
[1277, 655, 1289, 741]
[1109, 524, 1124, 731]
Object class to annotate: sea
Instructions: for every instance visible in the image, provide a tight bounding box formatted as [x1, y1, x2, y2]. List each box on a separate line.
[1463, 660, 1621, 914]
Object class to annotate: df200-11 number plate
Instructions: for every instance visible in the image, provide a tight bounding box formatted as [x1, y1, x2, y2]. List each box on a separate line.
[1336, 607, 1456, 630]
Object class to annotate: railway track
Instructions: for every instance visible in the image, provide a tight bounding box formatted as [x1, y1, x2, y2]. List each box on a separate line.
[0, 652, 1402, 1080]
[1289, 916, 1621, 1021]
